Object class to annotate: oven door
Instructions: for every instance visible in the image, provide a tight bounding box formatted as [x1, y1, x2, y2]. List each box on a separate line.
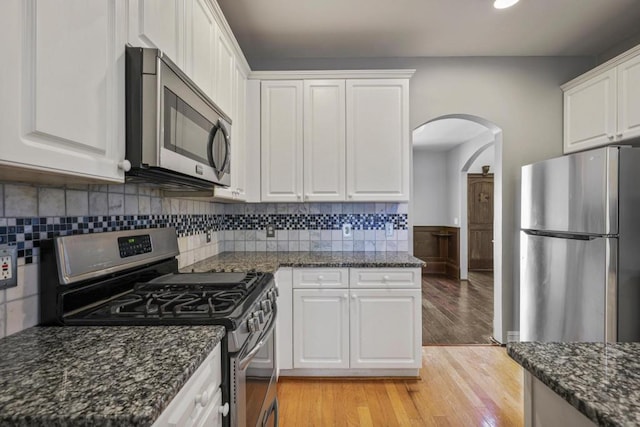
[231, 313, 278, 427]
[158, 56, 231, 186]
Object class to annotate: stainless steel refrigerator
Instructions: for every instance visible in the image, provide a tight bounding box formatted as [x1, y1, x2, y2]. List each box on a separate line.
[520, 146, 640, 342]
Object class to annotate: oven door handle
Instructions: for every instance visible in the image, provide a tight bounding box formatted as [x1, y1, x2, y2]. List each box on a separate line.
[239, 310, 277, 370]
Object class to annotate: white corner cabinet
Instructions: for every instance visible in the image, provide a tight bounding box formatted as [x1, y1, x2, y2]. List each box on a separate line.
[0, 0, 249, 187]
[152, 342, 226, 427]
[257, 71, 413, 203]
[276, 267, 422, 376]
[563, 44, 640, 153]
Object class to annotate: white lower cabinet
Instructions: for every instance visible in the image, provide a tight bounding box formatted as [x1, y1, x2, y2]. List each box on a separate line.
[287, 267, 422, 376]
[152, 343, 225, 427]
[350, 289, 421, 369]
[293, 289, 350, 369]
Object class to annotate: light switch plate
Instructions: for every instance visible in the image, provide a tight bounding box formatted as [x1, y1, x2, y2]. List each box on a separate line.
[0, 245, 18, 289]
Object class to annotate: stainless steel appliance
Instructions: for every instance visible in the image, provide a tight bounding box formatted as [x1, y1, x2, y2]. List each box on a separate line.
[39, 227, 277, 427]
[520, 146, 640, 343]
[125, 46, 231, 190]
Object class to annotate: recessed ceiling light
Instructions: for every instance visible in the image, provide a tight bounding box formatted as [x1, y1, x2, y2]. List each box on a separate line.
[493, 0, 520, 9]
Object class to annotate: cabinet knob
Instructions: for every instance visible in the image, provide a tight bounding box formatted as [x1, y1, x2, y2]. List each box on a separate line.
[617, 132, 624, 139]
[348, 194, 353, 199]
[317, 275, 324, 281]
[218, 402, 230, 416]
[343, 293, 348, 299]
[383, 275, 390, 281]
[118, 159, 131, 172]
[304, 194, 309, 200]
[297, 194, 302, 200]
[351, 294, 357, 299]
[195, 391, 209, 407]
[608, 134, 615, 140]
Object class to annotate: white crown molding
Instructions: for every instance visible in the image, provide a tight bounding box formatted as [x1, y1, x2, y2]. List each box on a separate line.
[562, 43, 640, 90]
[248, 69, 417, 80]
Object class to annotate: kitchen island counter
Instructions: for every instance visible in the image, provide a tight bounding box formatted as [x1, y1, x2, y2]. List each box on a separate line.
[0, 325, 225, 427]
[183, 251, 426, 274]
[507, 342, 640, 427]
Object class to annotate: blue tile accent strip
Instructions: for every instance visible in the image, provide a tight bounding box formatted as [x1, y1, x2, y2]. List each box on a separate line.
[0, 212, 408, 260]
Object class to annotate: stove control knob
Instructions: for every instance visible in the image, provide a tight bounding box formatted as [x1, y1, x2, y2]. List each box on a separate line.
[261, 300, 272, 313]
[247, 317, 261, 333]
[254, 310, 265, 324]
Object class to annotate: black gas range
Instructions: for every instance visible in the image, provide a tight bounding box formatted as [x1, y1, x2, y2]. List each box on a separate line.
[39, 227, 278, 427]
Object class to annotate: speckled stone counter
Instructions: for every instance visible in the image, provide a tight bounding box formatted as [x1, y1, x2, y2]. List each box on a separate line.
[507, 342, 640, 427]
[0, 325, 225, 427]
[183, 251, 426, 274]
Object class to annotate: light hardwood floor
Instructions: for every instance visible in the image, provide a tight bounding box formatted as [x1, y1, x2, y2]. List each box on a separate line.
[422, 272, 494, 345]
[278, 346, 523, 426]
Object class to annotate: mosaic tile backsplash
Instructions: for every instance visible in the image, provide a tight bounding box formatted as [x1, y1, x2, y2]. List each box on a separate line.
[0, 181, 408, 338]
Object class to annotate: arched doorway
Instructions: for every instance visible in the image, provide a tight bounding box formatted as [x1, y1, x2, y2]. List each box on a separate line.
[410, 114, 504, 344]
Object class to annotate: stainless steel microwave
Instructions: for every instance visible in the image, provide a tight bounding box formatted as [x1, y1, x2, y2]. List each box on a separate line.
[125, 46, 231, 189]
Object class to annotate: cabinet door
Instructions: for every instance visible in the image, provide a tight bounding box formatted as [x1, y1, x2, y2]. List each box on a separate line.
[133, 0, 183, 65]
[275, 268, 293, 371]
[293, 289, 349, 369]
[303, 80, 346, 201]
[617, 53, 640, 141]
[185, 0, 217, 100]
[346, 79, 410, 201]
[215, 30, 235, 117]
[0, 0, 126, 182]
[563, 69, 617, 153]
[350, 289, 421, 369]
[261, 81, 304, 202]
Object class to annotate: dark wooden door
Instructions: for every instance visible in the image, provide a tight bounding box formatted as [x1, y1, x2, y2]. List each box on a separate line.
[468, 174, 494, 271]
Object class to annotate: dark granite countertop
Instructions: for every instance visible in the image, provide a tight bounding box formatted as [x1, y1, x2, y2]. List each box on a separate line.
[507, 342, 640, 427]
[0, 325, 225, 427]
[183, 251, 426, 274]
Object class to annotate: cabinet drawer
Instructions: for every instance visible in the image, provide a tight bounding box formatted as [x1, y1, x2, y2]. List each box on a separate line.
[349, 268, 421, 289]
[293, 268, 349, 288]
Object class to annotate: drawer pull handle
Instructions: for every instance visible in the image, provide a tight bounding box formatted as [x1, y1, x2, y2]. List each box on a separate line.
[195, 391, 209, 407]
[218, 402, 230, 416]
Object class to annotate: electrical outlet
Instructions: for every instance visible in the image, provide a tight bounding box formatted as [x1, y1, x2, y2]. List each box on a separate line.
[0, 245, 17, 289]
[206, 228, 212, 243]
[385, 222, 394, 237]
[342, 223, 352, 237]
[266, 224, 276, 238]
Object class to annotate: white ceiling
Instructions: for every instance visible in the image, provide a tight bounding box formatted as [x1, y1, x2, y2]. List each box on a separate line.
[218, 0, 640, 62]
[413, 119, 491, 152]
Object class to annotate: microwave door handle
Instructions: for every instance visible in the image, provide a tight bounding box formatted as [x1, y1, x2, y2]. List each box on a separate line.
[207, 125, 218, 172]
[218, 120, 231, 174]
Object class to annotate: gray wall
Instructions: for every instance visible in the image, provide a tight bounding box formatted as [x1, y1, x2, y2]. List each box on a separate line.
[412, 150, 447, 226]
[252, 55, 595, 338]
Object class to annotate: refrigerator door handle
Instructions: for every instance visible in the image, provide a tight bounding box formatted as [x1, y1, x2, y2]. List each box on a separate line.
[522, 229, 598, 240]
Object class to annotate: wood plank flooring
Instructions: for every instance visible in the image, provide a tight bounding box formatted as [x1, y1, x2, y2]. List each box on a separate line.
[422, 272, 494, 345]
[278, 346, 523, 427]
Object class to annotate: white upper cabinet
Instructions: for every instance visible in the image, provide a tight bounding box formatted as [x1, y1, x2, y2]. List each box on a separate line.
[257, 73, 413, 202]
[617, 52, 640, 141]
[261, 81, 304, 202]
[346, 79, 410, 201]
[214, 30, 235, 117]
[563, 70, 617, 153]
[214, 63, 247, 201]
[185, 0, 217, 100]
[0, 0, 127, 183]
[131, 0, 183, 66]
[563, 45, 640, 153]
[303, 80, 347, 202]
